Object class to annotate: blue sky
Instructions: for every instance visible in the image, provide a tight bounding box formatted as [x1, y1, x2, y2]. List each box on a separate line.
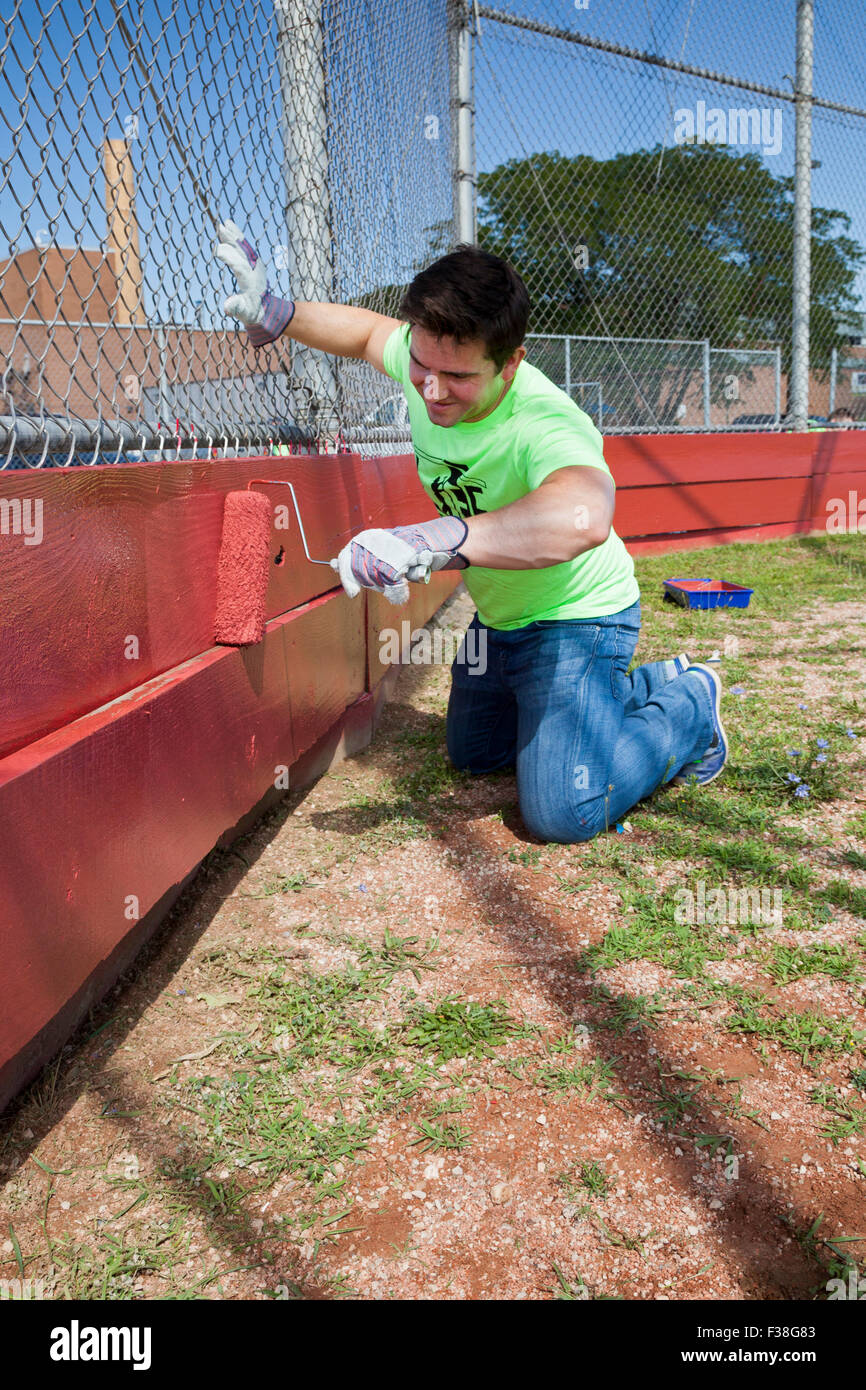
[0, 0, 864, 330]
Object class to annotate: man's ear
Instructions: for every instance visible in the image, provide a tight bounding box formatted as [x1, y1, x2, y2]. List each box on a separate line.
[502, 345, 526, 381]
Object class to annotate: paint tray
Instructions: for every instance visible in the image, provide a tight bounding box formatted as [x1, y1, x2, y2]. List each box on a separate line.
[663, 577, 753, 610]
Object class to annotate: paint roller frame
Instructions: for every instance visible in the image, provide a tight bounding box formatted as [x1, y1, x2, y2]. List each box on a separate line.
[244, 478, 334, 567]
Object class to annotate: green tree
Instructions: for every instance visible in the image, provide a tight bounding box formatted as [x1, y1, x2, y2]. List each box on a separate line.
[477, 144, 864, 423]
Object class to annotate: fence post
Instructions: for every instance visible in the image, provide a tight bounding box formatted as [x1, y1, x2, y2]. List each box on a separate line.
[273, 0, 338, 439]
[449, 0, 477, 245]
[829, 345, 837, 415]
[702, 340, 711, 428]
[565, 336, 571, 398]
[774, 345, 782, 425]
[157, 325, 168, 427]
[790, 0, 814, 431]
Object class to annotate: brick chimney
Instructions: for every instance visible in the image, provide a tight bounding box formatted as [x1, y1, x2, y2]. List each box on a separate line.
[104, 138, 145, 324]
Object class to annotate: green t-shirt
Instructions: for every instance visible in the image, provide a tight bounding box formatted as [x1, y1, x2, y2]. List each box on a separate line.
[382, 322, 640, 630]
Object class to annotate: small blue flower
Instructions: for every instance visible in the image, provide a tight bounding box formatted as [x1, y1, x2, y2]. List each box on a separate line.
[816, 753, 827, 764]
[786, 772, 801, 783]
[794, 783, 810, 798]
[798, 703, 808, 710]
[787, 749, 802, 757]
[846, 729, 858, 739]
[357, 883, 368, 892]
[816, 739, 829, 749]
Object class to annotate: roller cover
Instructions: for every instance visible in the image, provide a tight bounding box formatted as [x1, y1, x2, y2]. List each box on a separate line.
[213, 490, 272, 646]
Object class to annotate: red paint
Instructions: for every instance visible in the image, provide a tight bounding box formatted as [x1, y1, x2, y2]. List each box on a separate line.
[615, 476, 812, 538]
[0, 453, 370, 759]
[602, 431, 816, 488]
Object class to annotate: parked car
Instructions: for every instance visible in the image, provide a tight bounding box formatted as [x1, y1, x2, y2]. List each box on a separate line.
[362, 394, 410, 430]
[731, 413, 780, 427]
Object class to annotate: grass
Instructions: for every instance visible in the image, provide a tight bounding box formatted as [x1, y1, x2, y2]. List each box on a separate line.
[575, 1160, 615, 1199]
[763, 942, 862, 985]
[535, 1053, 627, 1109]
[409, 1119, 472, 1153]
[580, 886, 730, 978]
[808, 1085, 866, 1145]
[724, 999, 866, 1065]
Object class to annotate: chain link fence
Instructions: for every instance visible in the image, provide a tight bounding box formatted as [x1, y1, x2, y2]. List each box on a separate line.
[2, 1, 865, 469]
[525, 335, 782, 432]
[0, 0, 452, 468]
[475, 2, 866, 433]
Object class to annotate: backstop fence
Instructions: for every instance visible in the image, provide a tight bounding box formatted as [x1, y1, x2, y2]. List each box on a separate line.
[1, 0, 864, 468]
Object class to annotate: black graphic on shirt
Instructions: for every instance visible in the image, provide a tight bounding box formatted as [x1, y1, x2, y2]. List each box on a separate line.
[421, 455, 488, 519]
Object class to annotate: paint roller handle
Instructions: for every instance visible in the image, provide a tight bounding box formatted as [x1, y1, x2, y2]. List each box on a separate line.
[215, 221, 296, 346]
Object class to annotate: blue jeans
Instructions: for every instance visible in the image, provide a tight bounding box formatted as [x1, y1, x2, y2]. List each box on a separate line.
[446, 602, 714, 844]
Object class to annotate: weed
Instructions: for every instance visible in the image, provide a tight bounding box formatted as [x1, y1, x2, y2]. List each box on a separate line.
[409, 1120, 471, 1153]
[764, 943, 861, 985]
[401, 996, 522, 1061]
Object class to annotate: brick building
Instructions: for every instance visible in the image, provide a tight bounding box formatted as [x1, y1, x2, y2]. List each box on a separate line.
[0, 242, 289, 435]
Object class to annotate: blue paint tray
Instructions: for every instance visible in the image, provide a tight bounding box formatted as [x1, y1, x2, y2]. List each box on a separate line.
[663, 577, 753, 610]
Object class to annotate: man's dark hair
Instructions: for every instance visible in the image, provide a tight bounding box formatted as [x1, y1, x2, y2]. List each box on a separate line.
[397, 243, 531, 373]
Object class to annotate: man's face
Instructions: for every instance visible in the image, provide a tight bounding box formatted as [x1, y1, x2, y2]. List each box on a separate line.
[408, 326, 525, 427]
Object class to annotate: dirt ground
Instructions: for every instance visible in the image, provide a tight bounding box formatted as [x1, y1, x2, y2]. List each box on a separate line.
[2, 574, 866, 1302]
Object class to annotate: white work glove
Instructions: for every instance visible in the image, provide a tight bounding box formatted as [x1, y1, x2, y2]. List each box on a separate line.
[330, 519, 469, 605]
[215, 220, 295, 346]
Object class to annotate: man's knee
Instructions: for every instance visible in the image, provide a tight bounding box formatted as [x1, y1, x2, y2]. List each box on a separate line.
[449, 749, 513, 776]
[519, 795, 606, 845]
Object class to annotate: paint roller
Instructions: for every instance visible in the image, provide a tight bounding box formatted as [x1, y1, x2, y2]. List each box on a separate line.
[213, 479, 334, 646]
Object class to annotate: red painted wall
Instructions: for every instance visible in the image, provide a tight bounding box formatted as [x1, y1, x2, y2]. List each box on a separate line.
[605, 430, 865, 554]
[0, 432, 863, 1110]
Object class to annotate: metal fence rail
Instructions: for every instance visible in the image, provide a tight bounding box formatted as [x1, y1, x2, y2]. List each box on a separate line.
[1, 1, 864, 469]
[524, 336, 782, 432]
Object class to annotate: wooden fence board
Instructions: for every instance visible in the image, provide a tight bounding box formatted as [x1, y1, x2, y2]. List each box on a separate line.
[0, 453, 366, 758]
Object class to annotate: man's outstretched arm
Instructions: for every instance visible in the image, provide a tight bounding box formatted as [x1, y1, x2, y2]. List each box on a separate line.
[456, 465, 615, 569]
[215, 220, 400, 368]
[327, 465, 615, 604]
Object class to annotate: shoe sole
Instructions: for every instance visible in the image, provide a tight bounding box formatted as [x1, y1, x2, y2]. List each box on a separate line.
[673, 662, 728, 785]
